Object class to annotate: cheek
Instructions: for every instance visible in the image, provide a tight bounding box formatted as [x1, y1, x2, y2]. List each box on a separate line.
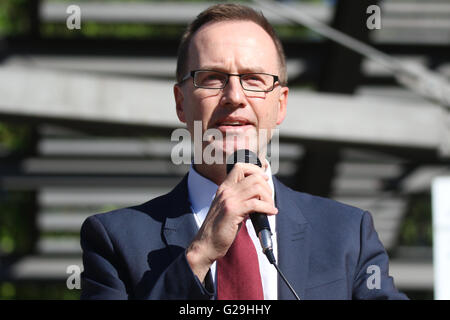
[186, 95, 217, 127]
[255, 102, 279, 128]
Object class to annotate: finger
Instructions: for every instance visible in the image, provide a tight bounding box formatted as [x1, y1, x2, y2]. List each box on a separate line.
[243, 198, 279, 216]
[237, 174, 274, 203]
[236, 180, 273, 206]
[223, 173, 273, 203]
[225, 162, 266, 184]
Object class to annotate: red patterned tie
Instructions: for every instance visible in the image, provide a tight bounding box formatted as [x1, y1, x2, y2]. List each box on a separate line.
[216, 220, 264, 300]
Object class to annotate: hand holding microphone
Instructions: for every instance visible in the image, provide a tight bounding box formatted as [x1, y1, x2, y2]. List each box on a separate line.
[225, 149, 276, 264]
[186, 150, 278, 283]
[186, 149, 300, 300]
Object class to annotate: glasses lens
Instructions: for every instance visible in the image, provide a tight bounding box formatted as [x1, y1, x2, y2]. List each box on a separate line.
[241, 73, 274, 92]
[194, 71, 227, 89]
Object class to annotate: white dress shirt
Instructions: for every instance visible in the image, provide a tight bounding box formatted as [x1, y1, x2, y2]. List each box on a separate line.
[187, 162, 278, 300]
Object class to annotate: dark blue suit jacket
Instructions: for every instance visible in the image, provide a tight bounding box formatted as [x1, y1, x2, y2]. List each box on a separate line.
[80, 174, 408, 300]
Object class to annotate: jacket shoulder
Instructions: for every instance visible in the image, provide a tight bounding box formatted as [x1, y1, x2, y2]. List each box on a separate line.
[81, 188, 179, 238]
[275, 178, 367, 230]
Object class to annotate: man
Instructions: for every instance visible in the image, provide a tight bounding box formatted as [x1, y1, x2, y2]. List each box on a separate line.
[80, 4, 407, 300]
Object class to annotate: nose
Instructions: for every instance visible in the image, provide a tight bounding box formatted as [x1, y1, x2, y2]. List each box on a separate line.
[220, 75, 246, 108]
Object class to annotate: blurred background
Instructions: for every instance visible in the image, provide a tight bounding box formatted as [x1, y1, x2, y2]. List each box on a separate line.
[0, 0, 449, 300]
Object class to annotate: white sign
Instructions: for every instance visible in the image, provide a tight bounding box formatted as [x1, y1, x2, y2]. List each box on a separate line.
[432, 177, 450, 300]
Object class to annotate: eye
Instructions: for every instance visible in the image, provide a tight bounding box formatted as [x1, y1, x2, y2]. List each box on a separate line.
[196, 71, 227, 86]
[242, 73, 267, 86]
[205, 73, 224, 81]
[243, 74, 264, 82]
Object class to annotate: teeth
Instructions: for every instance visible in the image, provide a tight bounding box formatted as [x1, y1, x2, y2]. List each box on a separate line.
[221, 122, 245, 126]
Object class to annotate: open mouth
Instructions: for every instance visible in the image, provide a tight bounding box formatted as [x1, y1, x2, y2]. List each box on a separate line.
[218, 121, 249, 126]
[215, 117, 253, 129]
[215, 121, 253, 134]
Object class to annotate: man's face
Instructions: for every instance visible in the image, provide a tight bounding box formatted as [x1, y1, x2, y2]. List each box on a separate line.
[174, 20, 288, 162]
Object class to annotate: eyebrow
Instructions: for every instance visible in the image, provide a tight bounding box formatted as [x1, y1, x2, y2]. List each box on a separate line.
[198, 65, 267, 74]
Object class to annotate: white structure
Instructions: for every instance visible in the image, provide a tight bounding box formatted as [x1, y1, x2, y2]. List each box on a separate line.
[432, 177, 450, 299]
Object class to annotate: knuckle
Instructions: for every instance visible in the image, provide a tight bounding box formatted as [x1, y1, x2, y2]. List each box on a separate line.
[254, 184, 264, 195]
[218, 186, 231, 198]
[257, 173, 266, 182]
[219, 187, 228, 197]
[256, 174, 268, 186]
[257, 179, 269, 191]
[222, 199, 234, 213]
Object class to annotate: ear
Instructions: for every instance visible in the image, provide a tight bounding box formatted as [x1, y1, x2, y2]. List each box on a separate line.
[174, 84, 186, 123]
[276, 86, 288, 125]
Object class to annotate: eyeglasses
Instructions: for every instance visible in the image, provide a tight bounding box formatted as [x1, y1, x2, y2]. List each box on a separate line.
[180, 70, 279, 92]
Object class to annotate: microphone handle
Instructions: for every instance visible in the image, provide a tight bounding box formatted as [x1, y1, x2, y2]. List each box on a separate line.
[249, 212, 271, 235]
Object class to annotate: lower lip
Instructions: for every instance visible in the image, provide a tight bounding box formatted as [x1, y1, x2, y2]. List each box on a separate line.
[216, 124, 253, 133]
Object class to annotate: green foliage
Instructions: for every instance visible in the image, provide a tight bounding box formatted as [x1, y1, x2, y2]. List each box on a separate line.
[0, 282, 16, 299]
[0, 122, 33, 153]
[0, 0, 318, 40]
[0, 283, 81, 300]
[0, 0, 31, 36]
[41, 22, 187, 39]
[47, 0, 244, 3]
[0, 191, 36, 256]
[41, 22, 313, 40]
[274, 24, 320, 40]
[0, 122, 38, 298]
[0, 122, 36, 256]
[398, 194, 432, 247]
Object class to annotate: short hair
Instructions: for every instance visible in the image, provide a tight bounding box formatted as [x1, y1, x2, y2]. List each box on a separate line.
[175, 3, 287, 86]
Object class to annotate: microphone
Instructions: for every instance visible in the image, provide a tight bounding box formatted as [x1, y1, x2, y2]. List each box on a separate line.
[226, 149, 301, 300]
[226, 149, 276, 264]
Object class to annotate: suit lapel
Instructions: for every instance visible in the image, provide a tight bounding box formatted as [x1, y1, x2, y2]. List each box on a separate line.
[162, 174, 199, 256]
[162, 173, 215, 290]
[273, 176, 311, 300]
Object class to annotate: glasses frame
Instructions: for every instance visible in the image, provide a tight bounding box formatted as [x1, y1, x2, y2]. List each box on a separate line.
[180, 69, 280, 93]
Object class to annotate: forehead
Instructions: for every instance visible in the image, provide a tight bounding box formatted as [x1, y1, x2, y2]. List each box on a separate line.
[188, 20, 279, 73]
